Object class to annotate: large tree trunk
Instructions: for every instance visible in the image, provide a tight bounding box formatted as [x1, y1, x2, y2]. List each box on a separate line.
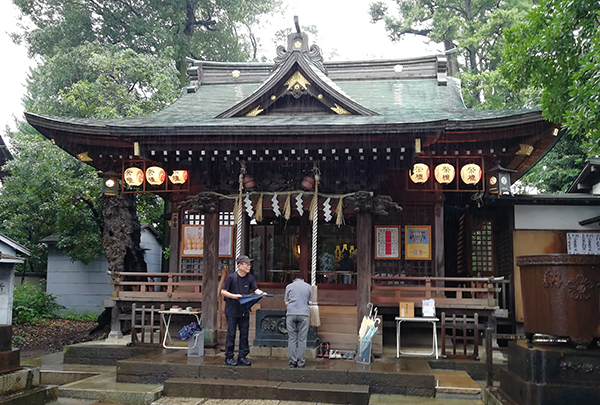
[444, 39, 459, 77]
[102, 194, 147, 274]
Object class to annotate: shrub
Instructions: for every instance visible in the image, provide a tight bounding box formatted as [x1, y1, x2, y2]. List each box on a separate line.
[12, 284, 65, 324]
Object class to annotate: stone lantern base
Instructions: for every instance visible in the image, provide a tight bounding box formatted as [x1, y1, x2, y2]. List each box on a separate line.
[0, 325, 20, 374]
[499, 340, 600, 405]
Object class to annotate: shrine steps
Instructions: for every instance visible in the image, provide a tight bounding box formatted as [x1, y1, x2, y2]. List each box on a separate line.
[22, 344, 492, 404]
[162, 378, 370, 404]
[116, 350, 436, 398]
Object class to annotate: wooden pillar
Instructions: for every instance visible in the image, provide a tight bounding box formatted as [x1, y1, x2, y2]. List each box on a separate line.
[356, 212, 373, 331]
[168, 210, 180, 273]
[434, 202, 445, 278]
[203, 212, 219, 344]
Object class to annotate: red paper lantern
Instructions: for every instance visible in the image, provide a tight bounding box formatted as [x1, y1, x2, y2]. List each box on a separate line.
[124, 167, 144, 186]
[146, 166, 166, 185]
[434, 163, 455, 184]
[460, 163, 482, 185]
[409, 163, 430, 183]
[169, 170, 188, 184]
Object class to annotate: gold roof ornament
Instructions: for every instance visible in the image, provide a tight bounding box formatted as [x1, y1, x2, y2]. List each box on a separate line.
[245, 106, 264, 116]
[516, 144, 534, 156]
[77, 151, 93, 162]
[331, 103, 351, 115]
[409, 163, 430, 183]
[231, 70, 240, 78]
[460, 163, 482, 185]
[434, 163, 455, 184]
[284, 71, 311, 91]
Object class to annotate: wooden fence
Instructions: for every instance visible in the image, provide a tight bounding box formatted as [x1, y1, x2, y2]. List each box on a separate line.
[371, 276, 510, 315]
[111, 271, 203, 301]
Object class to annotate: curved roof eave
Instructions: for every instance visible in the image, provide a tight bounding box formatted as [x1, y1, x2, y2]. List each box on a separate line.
[25, 111, 451, 138]
[25, 107, 549, 139]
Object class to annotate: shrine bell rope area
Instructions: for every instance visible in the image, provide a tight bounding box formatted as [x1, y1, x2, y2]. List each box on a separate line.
[309, 168, 321, 326]
[199, 190, 360, 222]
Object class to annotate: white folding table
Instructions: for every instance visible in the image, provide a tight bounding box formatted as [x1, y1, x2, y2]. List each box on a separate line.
[395, 316, 439, 359]
[159, 309, 202, 349]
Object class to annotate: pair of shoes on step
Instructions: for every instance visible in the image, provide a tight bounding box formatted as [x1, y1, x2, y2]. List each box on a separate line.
[317, 342, 330, 358]
[224, 357, 251, 366]
[328, 350, 342, 359]
[342, 351, 356, 360]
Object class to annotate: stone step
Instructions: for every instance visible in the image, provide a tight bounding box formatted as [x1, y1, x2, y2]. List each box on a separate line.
[433, 370, 482, 400]
[0, 385, 58, 405]
[163, 377, 370, 405]
[63, 341, 157, 366]
[116, 352, 436, 397]
[57, 371, 162, 404]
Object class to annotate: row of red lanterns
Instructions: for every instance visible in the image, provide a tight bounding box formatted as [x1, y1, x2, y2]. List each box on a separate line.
[124, 166, 188, 187]
[409, 163, 482, 185]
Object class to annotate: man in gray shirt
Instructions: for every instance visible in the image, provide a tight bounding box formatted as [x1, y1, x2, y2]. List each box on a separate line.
[284, 275, 313, 368]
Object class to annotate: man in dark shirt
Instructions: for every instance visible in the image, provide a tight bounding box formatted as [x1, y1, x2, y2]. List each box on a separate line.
[221, 255, 266, 366]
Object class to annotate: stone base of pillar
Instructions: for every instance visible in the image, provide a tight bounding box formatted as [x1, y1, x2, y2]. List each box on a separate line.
[0, 348, 20, 374]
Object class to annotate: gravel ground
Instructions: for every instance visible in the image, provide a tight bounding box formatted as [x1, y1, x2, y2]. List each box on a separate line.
[12, 318, 109, 358]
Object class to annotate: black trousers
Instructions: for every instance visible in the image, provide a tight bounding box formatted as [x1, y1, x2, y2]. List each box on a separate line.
[225, 315, 250, 359]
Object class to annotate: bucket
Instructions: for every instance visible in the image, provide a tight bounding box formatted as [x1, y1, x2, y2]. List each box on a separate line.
[356, 338, 372, 364]
[188, 330, 204, 357]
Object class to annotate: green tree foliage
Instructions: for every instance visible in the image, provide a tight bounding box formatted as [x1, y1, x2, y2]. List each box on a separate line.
[519, 133, 588, 193]
[4, 0, 280, 272]
[12, 0, 281, 84]
[25, 42, 180, 118]
[1, 43, 178, 271]
[369, 0, 534, 109]
[0, 123, 102, 270]
[502, 0, 600, 154]
[1, 124, 167, 270]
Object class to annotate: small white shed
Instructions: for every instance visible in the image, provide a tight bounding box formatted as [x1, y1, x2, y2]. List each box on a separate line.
[0, 234, 30, 325]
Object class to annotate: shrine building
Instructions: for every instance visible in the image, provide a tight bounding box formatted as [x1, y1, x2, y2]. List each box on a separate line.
[24, 25, 560, 351]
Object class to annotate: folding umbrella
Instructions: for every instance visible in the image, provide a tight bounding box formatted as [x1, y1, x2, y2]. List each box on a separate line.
[239, 294, 273, 311]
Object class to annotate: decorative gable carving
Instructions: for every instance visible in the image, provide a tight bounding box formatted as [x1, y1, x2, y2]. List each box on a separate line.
[216, 17, 377, 118]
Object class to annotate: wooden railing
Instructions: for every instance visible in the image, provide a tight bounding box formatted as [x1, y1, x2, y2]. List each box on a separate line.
[110, 271, 511, 317]
[130, 303, 164, 346]
[111, 271, 203, 301]
[371, 276, 509, 314]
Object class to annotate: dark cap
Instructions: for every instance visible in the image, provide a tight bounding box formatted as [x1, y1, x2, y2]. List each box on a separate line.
[236, 255, 253, 265]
